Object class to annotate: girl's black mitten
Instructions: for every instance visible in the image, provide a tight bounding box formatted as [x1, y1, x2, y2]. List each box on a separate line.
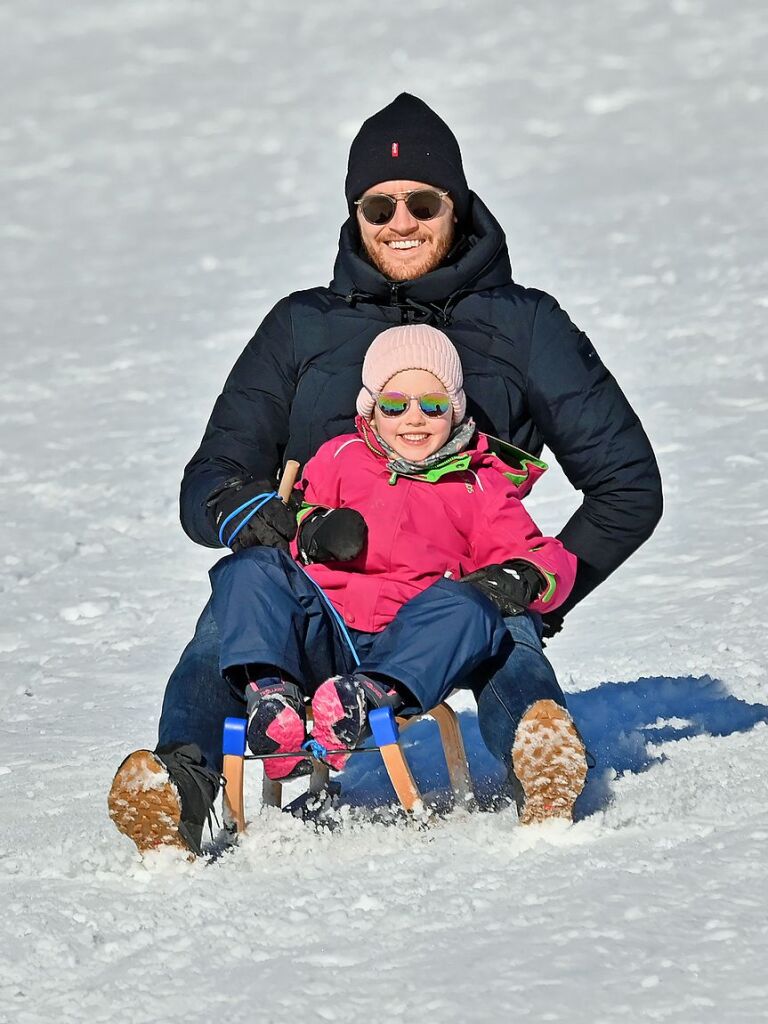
[298, 507, 367, 563]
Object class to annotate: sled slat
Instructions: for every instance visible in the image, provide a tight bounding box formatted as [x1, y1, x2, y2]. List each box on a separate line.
[378, 743, 423, 812]
[222, 754, 246, 832]
[430, 703, 474, 806]
[369, 707, 422, 811]
[262, 777, 282, 808]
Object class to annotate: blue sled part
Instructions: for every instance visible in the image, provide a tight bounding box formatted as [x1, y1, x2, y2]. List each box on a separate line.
[222, 716, 248, 757]
[368, 706, 400, 746]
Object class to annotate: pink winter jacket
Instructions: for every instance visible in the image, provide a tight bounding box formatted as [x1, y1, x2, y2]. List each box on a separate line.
[290, 419, 577, 633]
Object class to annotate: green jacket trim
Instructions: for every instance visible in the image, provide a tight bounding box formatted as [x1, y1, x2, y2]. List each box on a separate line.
[538, 569, 557, 604]
[419, 453, 473, 482]
[296, 503, 317, 525]
[482, 432, 548, 484]
[388, 452, 474, 485]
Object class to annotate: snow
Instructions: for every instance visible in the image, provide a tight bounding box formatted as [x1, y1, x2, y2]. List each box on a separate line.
[1, 0, 766, 1021]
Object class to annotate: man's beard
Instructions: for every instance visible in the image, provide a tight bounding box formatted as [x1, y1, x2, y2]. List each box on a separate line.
[362, 223, 456, 282]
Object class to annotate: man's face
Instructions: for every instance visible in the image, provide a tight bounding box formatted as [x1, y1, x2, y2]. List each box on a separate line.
[356, 179, 456, 282]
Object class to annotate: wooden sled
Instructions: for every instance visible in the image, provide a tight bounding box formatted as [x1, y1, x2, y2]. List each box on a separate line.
[221, 701, 474, 834]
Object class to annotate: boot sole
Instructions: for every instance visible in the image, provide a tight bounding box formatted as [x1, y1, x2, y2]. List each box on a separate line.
[512, 699, 587, 825]
[108, 750, 188, 854]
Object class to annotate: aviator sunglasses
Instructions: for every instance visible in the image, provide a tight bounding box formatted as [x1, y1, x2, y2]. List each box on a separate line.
[355, 188, 449, 226]
[367, 386, 452, 418]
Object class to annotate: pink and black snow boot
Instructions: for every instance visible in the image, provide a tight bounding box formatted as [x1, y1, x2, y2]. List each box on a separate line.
[311, 674, 402, 771]
[246, 680, 312, 781]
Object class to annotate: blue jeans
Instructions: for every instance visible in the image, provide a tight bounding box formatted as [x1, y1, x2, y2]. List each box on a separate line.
[158, 553, 566, 772]
[473, 612, 566, 765]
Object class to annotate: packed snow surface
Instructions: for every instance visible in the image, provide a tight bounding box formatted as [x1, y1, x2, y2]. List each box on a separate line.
[1, 1, 766, 1021]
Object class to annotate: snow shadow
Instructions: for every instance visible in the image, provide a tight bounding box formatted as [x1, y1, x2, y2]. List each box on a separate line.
[337, 675, 768, 819]
[568, 674, 768, 815]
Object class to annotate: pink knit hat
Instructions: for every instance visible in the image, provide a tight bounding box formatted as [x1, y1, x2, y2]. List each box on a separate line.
[356, 325, 466, 424]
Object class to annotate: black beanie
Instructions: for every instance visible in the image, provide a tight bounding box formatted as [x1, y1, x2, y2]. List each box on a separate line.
[345, 93, 470, 224]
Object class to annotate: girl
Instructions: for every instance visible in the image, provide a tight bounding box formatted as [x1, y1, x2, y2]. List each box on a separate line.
[209, 325, 585, 821]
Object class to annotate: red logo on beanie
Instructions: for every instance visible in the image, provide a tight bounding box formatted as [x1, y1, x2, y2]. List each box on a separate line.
[391, 142, 399, 158]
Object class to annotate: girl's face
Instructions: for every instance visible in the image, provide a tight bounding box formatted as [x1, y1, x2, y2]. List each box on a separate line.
[371, 368, 453, 462]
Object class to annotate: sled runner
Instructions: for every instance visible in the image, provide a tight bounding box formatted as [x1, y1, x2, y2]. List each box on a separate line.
[221, 699, 474, 833]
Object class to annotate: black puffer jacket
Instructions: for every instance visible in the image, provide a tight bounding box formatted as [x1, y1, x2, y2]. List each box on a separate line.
[181, 193, 662, 620]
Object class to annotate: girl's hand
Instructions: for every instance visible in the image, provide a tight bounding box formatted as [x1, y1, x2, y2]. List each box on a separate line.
[298, 507, 368, 563]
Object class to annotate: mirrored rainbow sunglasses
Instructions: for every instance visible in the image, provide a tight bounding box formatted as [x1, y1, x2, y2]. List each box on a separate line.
[367, 386, 452, 418]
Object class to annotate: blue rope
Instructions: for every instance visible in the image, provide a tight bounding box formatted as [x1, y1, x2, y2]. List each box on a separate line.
[218, 491, 278, 547]
[296, 564, 360, 668]
[302, 737, 328, 759]
[218, 489, 360, 669]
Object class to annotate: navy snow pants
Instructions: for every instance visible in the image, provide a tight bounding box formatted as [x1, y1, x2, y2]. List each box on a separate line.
[209, 547, 511, 708]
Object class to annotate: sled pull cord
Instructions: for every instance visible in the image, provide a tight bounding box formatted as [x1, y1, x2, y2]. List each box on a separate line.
[281, 458, 361, 668]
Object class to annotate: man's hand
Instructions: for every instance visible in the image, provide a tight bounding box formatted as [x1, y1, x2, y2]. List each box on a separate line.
[298, 507, 367, 563]
[210, 479, 298, 552]
[541, 612, 564, 642]
[461, 560, 545, 617]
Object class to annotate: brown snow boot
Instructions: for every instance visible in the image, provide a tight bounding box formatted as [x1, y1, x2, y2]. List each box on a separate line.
[511, 699, 588, 825]
[108, 744, 220, 855]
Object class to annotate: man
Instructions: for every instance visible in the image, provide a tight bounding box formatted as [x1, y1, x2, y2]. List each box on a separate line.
[108, 94, 662, 855]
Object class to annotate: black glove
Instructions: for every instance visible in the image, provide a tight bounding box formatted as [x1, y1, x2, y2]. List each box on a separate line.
[298, 507, 367, 563]
[209, 478, 298, 552]
[461, 560, 545, 617]
[540, 612, 564, 643]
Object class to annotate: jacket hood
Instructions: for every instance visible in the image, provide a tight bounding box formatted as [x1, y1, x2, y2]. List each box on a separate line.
[329, 192, 513, 319]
